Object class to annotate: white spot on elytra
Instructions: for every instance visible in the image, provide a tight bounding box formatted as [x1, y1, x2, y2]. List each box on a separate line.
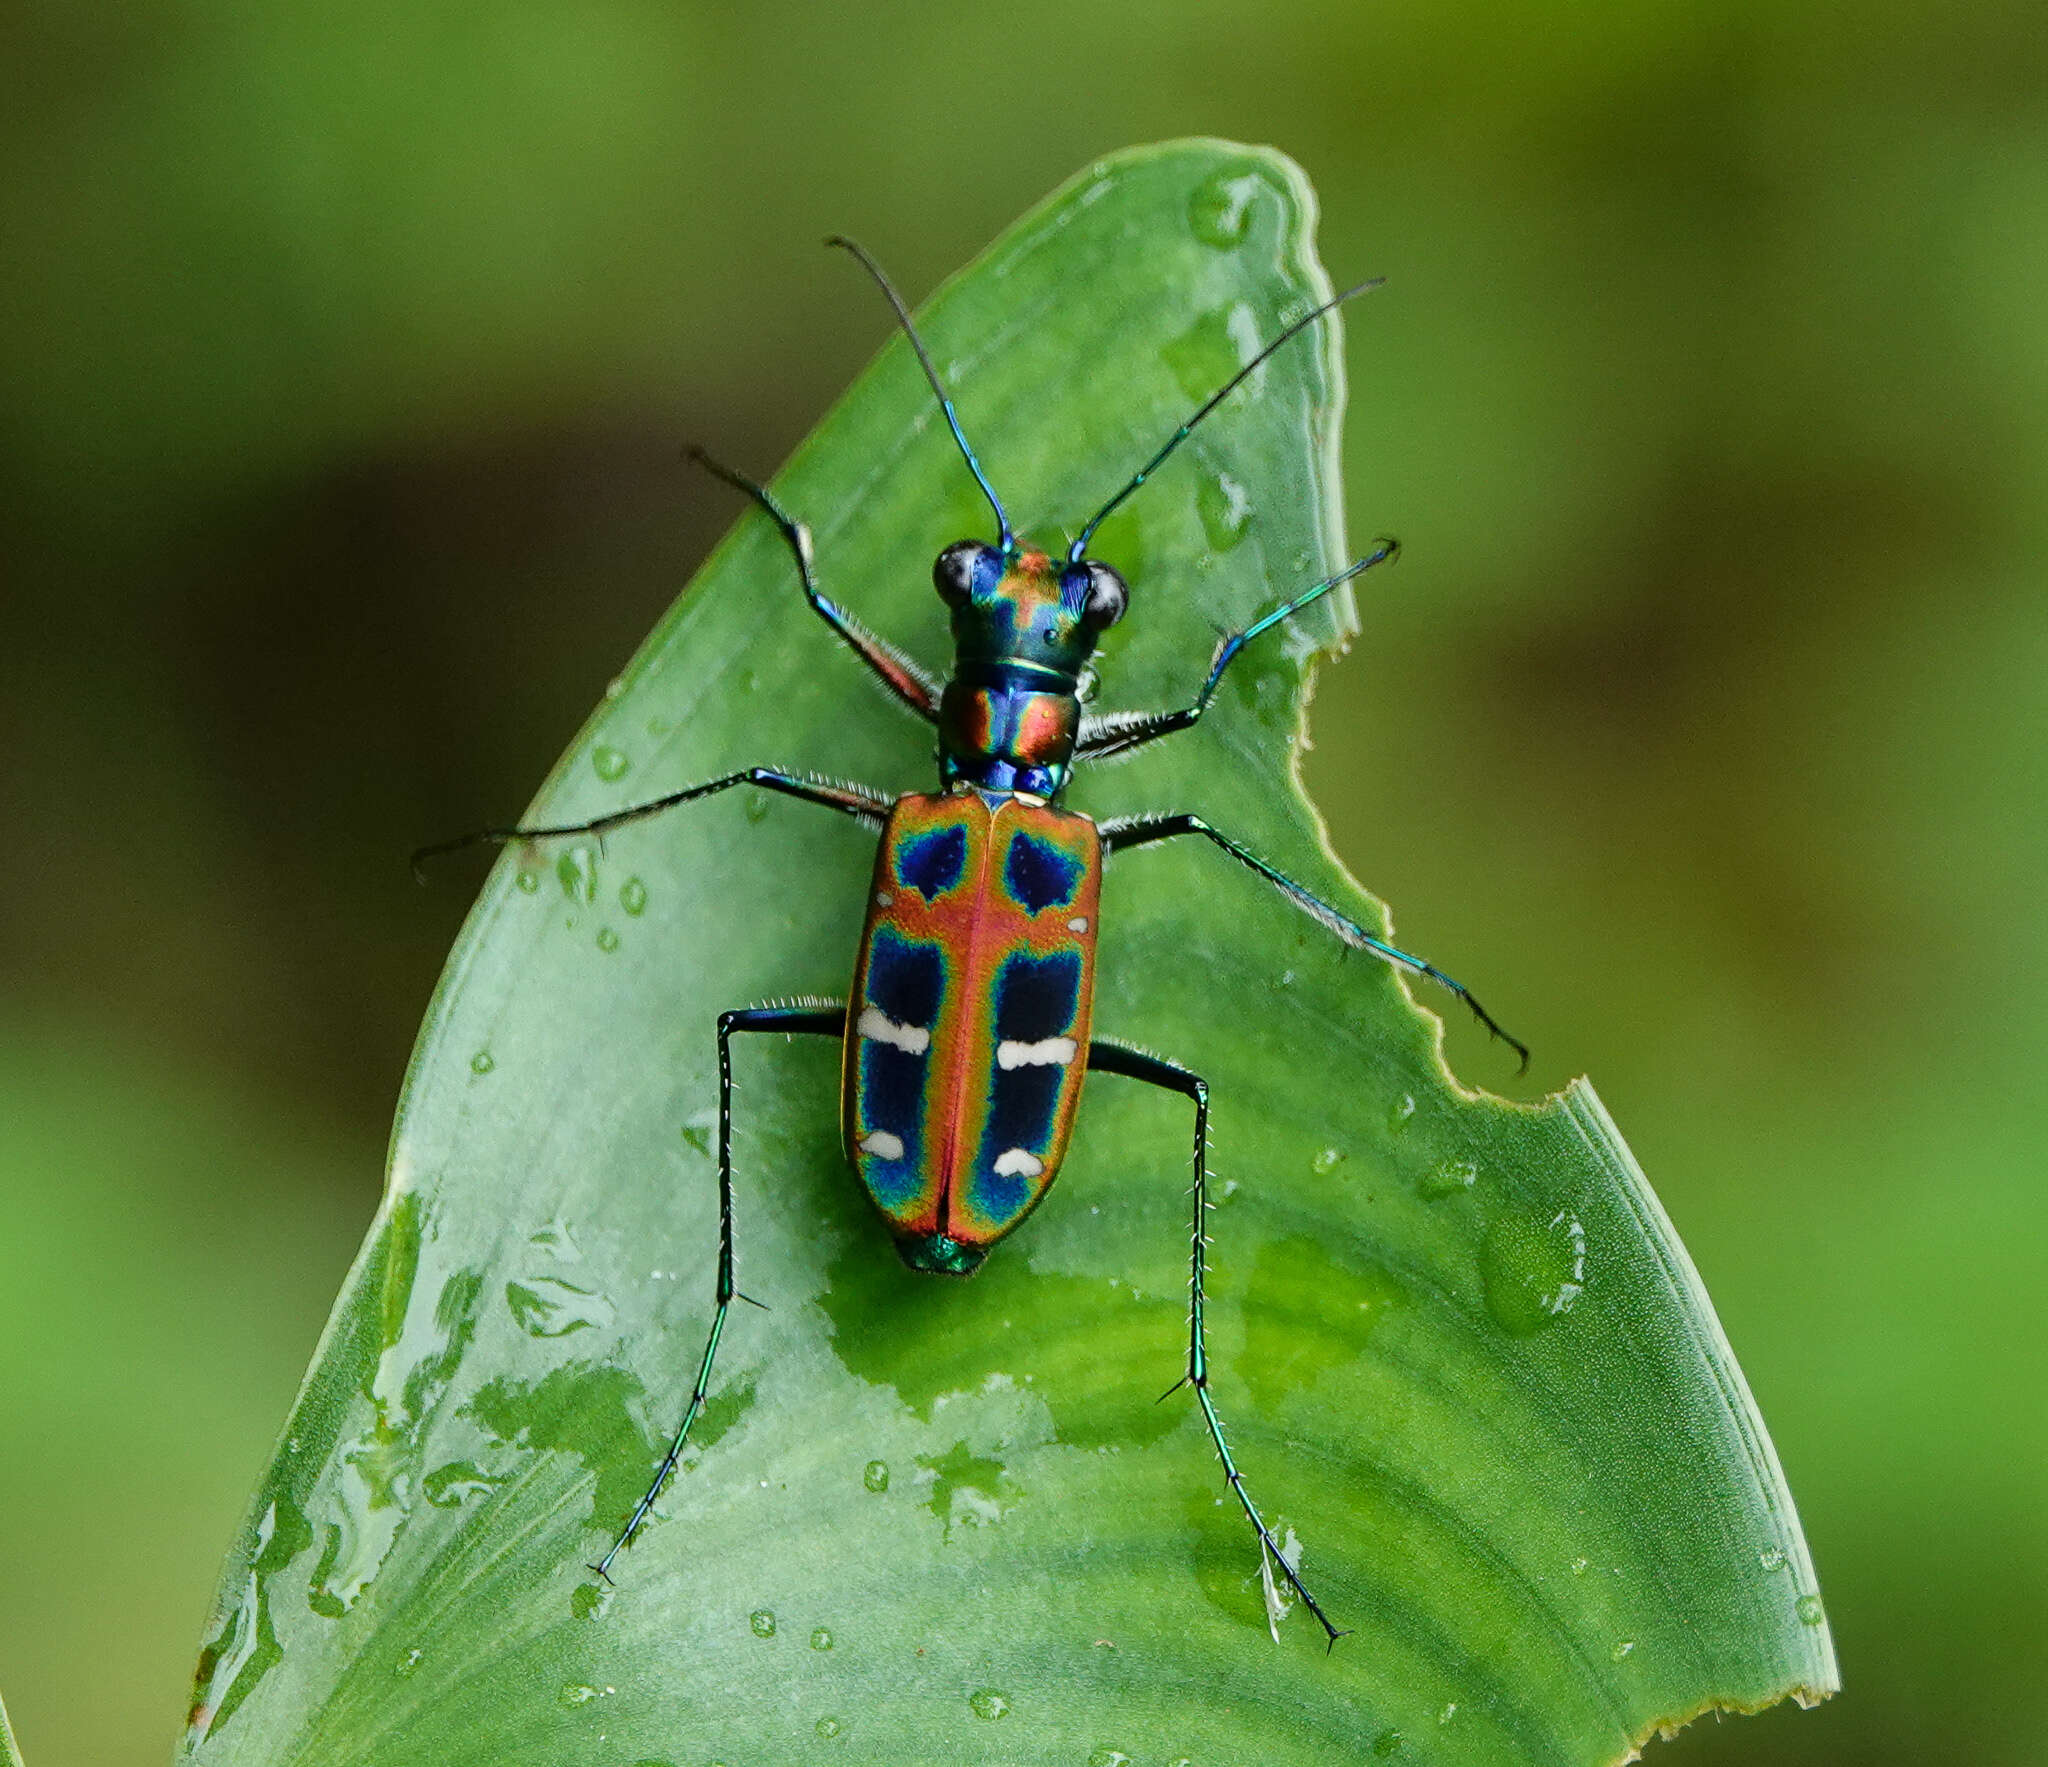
[859, 1131, 905, 1160]
[874, 891, 893, 908]
[1067, 916, 1088, 933]
[857, 1006, 929, 1054]
[996, 1035, 1076, 1069]
[993, 1148, 1044, 1178]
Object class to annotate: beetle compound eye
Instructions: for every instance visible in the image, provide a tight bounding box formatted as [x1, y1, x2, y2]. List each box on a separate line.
[933, 539, 989, 605]
[1080, 561, 1129, 627]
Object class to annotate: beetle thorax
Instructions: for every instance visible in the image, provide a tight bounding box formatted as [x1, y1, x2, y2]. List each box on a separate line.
[931, 543, 1129, 798]
[939, 549, 1081, 796]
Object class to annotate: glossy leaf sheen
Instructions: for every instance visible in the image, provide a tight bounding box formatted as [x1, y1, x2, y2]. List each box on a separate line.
[183, 142, 1835, 1766]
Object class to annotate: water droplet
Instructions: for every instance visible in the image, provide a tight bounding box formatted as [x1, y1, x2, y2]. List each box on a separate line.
[815, 1716, 842, 1739]
[423, 1461, 500, 1507]
[749, 1608, 777, 1638]
[1419, 1158, 1477, 1200]
[1611, 1640, 1636, 1661]
[680, 1111, 715, 1158]
[560, 1682, 602, 1708]
[743, 790, 771, 824]
[1372, 1730, 1403, 1758]
[1087, 1750, 1132, 1767]
[1481, 1205, 1588, 1335]
[621, 876, 649, 916]
[1312, 1147, 1344, 1174]
[596, 926, 620, 953]
[469, 1050, 495, 1076]
[529, 1218, 581, 1259]
[969, 1689, 1010, 1720]
[504, 1275, 614, 1338]
[1759, 1544, 1788, 1572]
[1389, 1094, 1416, 1131]
[516, 869, 541, 894]
[593, 746, 630, 781]
[1796, 1593, 1826, 1626]
[1162, 302, 1262, 403]
[1196, 471, 1253, 551]
[558, 846, 597, 906]
[1188, 168, 1264, 248]
[1570, 1556, 1590, 1576]
[810, 1627, 834, 1651]
[862, 1459, 889, 1493]
[395, 1647, 423, 1677]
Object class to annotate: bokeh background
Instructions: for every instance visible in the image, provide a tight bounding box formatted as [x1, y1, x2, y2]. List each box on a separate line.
[1, 2, 2041, 1763]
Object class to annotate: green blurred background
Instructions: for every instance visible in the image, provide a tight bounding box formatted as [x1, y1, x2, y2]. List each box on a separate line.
[1, 1, 2041, 1763]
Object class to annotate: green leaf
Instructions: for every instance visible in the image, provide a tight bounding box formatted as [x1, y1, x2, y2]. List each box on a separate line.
[182, 140, 1834, 1766]
[1, 1687, 25, 1767]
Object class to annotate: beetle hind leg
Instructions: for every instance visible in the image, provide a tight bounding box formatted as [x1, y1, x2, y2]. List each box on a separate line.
[1085, 1039, 1347, 1647]
[590, 1003, 845, 1582]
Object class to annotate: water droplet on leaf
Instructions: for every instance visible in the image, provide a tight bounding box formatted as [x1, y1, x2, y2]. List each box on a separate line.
[504, 1276, 614, 1338]
[1419, 1159, 1477, 1200]
[558, 847, 597, 906]
[1481, 1204, 1587, 1335]
[1196, 471, 1252, 551]
[1187, 168, 1264, 248]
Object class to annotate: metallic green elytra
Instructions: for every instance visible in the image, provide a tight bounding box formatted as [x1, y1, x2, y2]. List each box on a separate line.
[419, 232, 1527, 1646]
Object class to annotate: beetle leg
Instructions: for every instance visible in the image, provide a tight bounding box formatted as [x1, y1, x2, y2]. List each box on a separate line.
[1074, 541, 1395, 761]
[590, 1004, 846, 1583]
[1098, 814, 1528, 1072]
[1085, 1039, 1347, 1648]
[689, 447, 942, 721]
[412, 766, 889, 878]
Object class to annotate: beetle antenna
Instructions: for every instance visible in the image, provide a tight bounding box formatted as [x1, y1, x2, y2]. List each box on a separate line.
[827, 235, 1014, 550]
[1068, 278, 1383, 563]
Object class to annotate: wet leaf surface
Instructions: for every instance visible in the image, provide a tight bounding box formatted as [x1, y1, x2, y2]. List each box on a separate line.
[183, 141, 1834, 1767]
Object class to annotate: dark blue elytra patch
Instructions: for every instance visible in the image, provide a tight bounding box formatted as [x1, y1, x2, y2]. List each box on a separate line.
[857, 931, 942, 1211]
[866, 929, 943, 1027]
[897, 825, 968, 901]
[1004, 832, 1082, 913]
[993, 949, 1080, 1042]
[973, 948, 1081, 1221]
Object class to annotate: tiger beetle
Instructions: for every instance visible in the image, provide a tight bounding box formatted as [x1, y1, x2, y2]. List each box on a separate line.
[418, 236, 1526, 1646]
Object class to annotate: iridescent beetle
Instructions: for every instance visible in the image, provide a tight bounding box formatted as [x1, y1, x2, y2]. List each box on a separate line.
[420, 239, 1525, 1643]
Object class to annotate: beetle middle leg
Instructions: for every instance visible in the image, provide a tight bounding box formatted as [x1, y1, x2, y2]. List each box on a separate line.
[1086, 1038, 1346, 1646]
[591, 1003, 846, 1583]
[1100, 813, 1528, 1070]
